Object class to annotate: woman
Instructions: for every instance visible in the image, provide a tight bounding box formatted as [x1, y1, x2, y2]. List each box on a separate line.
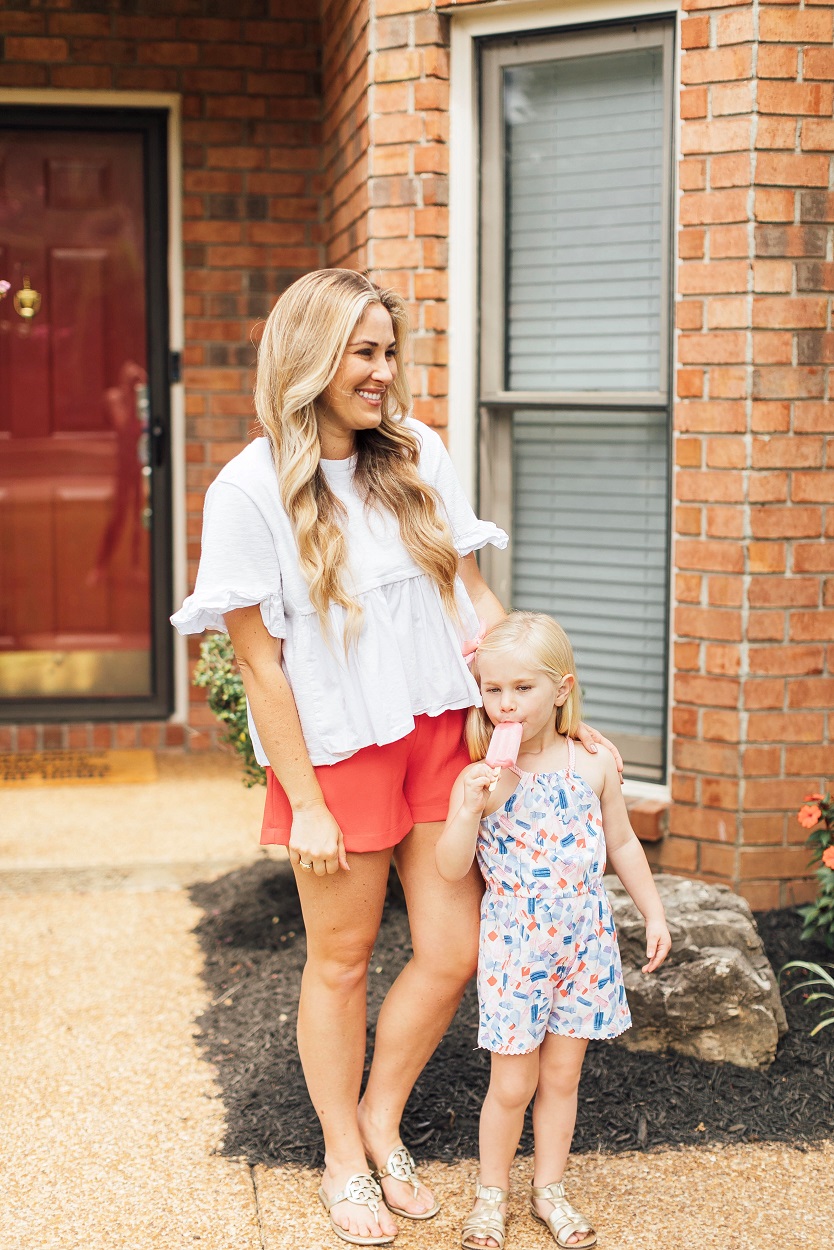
[173, 270, 619, 1246]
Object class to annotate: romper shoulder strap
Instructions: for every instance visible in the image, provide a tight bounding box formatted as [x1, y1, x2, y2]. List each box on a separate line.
[567, 734, 576, 774]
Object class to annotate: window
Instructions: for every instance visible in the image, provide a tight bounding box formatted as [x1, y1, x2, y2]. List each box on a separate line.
[478, 21, 674, 782]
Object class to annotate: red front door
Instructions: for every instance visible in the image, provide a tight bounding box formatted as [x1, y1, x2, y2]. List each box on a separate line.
[0, 119, 168, 710]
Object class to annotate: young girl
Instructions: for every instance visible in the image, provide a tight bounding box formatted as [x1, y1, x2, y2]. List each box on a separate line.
[437, 612, 671, 1250]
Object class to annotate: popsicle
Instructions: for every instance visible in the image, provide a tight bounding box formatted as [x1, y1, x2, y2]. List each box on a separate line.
[485, 721, 524, 791]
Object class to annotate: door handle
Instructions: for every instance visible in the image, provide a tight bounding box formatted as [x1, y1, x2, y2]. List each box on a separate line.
[13, 276, 41, 319]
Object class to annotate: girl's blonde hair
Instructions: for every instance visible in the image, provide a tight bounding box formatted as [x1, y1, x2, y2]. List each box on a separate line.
[465, 611, 583, 760]
[254, 268, 460, 640]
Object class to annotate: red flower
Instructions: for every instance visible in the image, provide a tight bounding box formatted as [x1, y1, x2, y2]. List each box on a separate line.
[798, 804, 823, 830]
[804, 793, 825, 802]
[822, 847, 834, 870]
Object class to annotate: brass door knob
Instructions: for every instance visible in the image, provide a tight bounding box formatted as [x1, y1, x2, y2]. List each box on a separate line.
[14, 277, 41, 319]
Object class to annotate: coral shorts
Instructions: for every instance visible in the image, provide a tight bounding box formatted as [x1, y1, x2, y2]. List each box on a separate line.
[260, 708, 470, 854]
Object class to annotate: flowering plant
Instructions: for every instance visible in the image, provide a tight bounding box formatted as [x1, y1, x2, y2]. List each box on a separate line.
[796, 792, 834, 950]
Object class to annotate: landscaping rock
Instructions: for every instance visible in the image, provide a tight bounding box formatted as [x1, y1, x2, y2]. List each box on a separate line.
[606, 873, 788, 1069]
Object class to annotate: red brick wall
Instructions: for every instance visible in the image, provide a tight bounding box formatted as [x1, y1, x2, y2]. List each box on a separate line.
[0, 0, 323, 752]
[317, 0, 450, 426]
[323, 0, 369, 269]
[667, 0, 833, 907]
[366, 0, 450, 428]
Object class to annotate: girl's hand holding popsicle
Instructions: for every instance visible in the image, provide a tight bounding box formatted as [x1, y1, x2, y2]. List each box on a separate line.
[460, 762, 502, 814]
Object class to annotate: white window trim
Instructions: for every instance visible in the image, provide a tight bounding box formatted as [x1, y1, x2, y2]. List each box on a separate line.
[0, 89, 188, 724]
[447, 0, 681, 794]
[623, 776, 672, 803]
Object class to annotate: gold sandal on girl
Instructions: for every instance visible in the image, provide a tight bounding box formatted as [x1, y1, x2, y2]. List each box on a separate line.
[461, 1183, 508, 1250]
[530, 1181, 597, 1249]
[372, 1145, 440, 1220]
[318, 1172, 395, 1246]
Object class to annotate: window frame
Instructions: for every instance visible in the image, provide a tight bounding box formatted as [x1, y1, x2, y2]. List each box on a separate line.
[476, 17, 676, 781]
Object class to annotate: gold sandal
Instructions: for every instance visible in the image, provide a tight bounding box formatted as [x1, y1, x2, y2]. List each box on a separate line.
[372, 1144, 440, 1220]
[318, 1172, 395, 1246]
[530, 1181, 597, 1249]
[461, 1183, 508, 1250]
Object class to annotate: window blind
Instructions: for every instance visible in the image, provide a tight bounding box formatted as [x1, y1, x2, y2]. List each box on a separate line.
[511, 409, 668, 780]
[504, 48, 665, 393]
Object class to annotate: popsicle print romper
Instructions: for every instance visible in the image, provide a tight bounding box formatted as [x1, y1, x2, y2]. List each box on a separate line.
[476, 736, 631, 1055]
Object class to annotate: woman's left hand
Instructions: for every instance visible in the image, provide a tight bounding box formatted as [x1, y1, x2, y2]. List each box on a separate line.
[576, 722, 624, 780]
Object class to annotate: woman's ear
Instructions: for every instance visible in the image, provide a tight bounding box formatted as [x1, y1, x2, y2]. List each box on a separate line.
[554, 673, 576, 707]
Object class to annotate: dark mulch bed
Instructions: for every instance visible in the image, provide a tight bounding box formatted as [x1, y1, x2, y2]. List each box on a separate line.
[189, 861, 833, 1167]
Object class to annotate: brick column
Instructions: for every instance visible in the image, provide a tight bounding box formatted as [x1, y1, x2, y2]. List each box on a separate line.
[670, 0, 833, 907]
[323, 0, 370, 269]
[365, 0, 451, 429]
[320, 0, 449, 428]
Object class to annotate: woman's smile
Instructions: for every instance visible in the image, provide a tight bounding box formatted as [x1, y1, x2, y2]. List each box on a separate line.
[356, 387, 385, 406]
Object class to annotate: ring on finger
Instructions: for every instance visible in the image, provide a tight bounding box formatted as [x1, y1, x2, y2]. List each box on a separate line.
[298, 859, 314, 871]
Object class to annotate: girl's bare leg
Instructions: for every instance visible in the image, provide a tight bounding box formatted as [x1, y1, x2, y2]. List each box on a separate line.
[531, 1033, 590, 1246]
[357, 820, 483, 1216]
[466, 1049, 540, 1247]
[294, 849, 397, 1241]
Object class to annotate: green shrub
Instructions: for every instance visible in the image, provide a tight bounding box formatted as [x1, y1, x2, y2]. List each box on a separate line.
[796, 792, 834, 950]
[193, 634, 266, 788]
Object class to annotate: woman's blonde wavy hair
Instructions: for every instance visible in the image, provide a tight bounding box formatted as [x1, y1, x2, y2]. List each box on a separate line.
[465, 611, 582, 761]
[254, 269, 460, 641]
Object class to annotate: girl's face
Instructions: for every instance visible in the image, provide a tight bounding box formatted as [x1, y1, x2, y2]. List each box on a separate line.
[318, 303, 398, 457]
[478, 650, 573, 744]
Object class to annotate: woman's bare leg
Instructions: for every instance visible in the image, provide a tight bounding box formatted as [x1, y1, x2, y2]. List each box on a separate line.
[294, 849, 397, 1241]
[357, 820, 483, 1215]
[531, 1033, 590, 1246]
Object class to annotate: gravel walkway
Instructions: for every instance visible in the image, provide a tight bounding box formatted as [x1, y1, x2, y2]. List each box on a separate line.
[0, 889, 261, 1250]
[254, 1146, 834, 1249]
[2, 755, 832, 1249]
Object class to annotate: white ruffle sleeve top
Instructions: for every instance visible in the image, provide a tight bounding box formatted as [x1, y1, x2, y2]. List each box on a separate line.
[171, 416, 508, 767]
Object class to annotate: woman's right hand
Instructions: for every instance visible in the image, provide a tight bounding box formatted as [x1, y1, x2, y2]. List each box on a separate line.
[288, 802, 350, 876]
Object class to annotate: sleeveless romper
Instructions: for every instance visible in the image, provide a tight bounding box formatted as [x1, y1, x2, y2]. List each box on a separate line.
[476, 736, 632, 1055]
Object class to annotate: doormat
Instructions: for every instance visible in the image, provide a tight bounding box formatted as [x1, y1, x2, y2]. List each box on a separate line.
[0, 750, 158, 787]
